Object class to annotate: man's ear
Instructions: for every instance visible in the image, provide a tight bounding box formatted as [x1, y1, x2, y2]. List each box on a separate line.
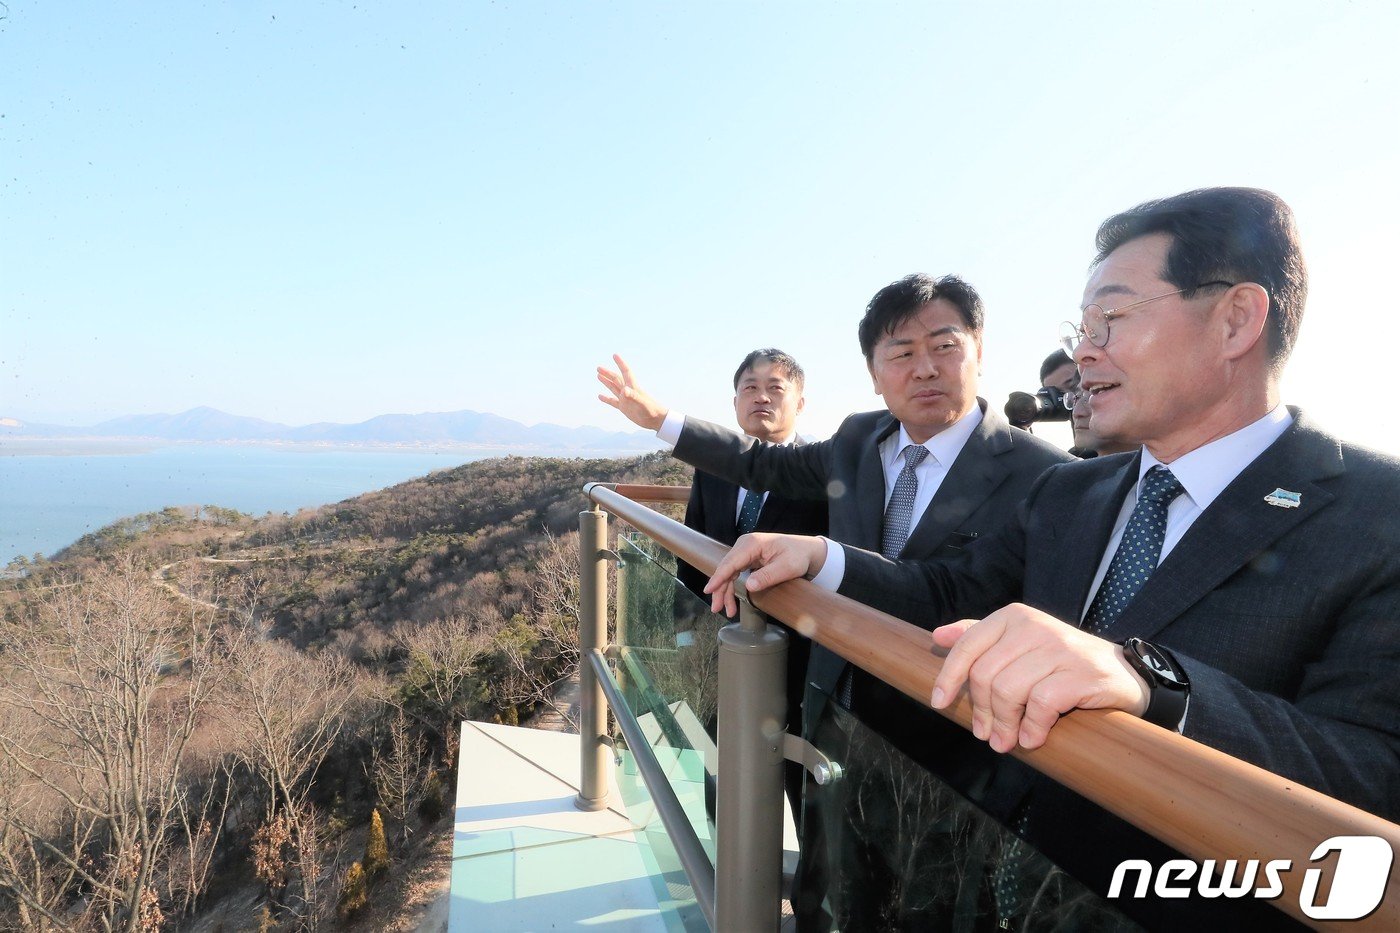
[867, 359, 881, 395]
[796, 395, 806, 415]
[1221, 283, 1270, 361]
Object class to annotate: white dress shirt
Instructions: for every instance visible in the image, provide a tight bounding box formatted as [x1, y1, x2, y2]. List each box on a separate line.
[878, 406, 984, 526]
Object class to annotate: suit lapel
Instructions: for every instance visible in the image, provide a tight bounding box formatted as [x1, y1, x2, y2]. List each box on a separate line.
[854, 414, 899, 552]
[1054, 453, 1141, 622]
[1099, 417, 1343, 642]
[703, 474, 741, 545]
[900, 405, 1010, 558]
[754, 490, 791, 534]
[752, 435, 804, 535]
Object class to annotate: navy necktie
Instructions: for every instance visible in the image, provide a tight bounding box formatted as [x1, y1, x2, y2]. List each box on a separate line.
[993, 471, 1185, 923]
[1082, 465, 1186, 634]
[881, 444, 930, 559]
[736, 488, 764, 536]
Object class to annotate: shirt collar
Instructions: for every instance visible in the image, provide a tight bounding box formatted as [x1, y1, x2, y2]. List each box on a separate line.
[1137, 405, 1293, 510]
[888, 404, 984, 469]
[744, 431, 797, 446]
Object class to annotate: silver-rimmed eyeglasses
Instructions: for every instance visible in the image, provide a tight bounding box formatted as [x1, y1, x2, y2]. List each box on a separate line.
[1059, 281, 1235, 356]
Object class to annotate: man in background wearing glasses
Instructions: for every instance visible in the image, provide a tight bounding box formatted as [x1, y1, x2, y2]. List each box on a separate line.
[708, 187, 1400, 927]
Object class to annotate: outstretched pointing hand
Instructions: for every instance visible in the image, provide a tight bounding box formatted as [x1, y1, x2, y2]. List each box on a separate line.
[597, 354, 668, 432]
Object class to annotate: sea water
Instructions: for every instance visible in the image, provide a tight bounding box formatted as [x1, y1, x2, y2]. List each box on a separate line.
[0, 443, 630, 563]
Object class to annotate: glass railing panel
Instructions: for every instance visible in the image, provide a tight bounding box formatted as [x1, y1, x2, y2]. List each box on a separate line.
[801, 681, 1145, 932]
[607, 532, 722, 932]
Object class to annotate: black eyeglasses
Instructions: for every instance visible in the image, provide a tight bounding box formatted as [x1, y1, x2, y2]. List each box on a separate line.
[1059, 281, 1235, 356]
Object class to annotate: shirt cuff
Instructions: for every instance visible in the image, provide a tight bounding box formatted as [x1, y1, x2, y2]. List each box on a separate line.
[808, 537, 845, 591]
[657, 410, 685, 446]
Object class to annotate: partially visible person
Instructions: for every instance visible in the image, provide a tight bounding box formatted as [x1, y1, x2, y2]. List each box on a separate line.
[675, 348, 826, 607]
[1040, 347, 1134, 457]
[1039, 348, 1078, 395]
[1067, 386, 1135, 457]
[673, 349, 826, 818]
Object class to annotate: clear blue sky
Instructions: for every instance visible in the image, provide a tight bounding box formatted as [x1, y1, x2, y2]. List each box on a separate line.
[4, 2, 1398, 452]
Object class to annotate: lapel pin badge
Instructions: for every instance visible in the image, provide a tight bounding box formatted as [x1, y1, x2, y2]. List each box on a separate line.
[1264, 488, 1302, 509]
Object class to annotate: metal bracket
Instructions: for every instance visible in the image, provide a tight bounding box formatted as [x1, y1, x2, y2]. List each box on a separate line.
[782, 733, 845, 785]
[599, 734, 622, 765]
[600, 548, 623, 563]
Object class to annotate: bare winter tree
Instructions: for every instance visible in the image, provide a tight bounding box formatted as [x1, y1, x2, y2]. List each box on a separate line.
[369, 710, 430, 845]
[287, 803, 330, 932]
[395, 615, 492, 757]
[222, 633, 359, 922]
[0, 558, 229, 932]
[500, 529, 583, 727]
[158, 756, 238, 920]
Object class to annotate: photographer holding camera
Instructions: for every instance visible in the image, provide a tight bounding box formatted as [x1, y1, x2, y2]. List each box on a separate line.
[1005, 349, 1134, 457]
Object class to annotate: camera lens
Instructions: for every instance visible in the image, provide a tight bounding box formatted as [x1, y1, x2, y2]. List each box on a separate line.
[1004, 387, 1072, 428]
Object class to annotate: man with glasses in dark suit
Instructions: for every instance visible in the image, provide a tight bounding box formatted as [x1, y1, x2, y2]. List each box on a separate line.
[706, 187, 1400, 928]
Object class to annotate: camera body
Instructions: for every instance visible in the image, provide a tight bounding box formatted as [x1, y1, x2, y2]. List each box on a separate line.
[1004, 386, 1072, 429]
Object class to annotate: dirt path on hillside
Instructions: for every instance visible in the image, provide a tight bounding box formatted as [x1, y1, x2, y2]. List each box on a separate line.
[527, 670, 580, 733]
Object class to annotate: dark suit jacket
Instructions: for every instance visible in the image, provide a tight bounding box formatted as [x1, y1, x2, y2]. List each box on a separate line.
[673, 399, 1073, 747]
[676, 457, 829, 606]
[837, 411, 1400, 926]
[676, 458, 828, 739]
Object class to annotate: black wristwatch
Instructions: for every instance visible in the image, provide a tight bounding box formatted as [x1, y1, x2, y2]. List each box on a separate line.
[1121, 637, 1190, 729]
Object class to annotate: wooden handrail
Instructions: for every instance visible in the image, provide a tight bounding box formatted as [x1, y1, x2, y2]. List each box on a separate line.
[585, 482, 1400, 930]
[596, 482, 692, 504]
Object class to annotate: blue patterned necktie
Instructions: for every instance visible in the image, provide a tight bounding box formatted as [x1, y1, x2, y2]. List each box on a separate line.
[736, 488, 764, 536]
[1082, 465, 1186, 634]
[881, 444, 930, 558]
[838, 444, 930, 708]
[992, 470, 1183, 923]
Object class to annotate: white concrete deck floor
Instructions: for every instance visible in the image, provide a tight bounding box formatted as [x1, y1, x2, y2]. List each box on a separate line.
[448, 716, 797, 932]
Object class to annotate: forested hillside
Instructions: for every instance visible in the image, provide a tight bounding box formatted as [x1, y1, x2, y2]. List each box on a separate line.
[0, 452, 689, 931]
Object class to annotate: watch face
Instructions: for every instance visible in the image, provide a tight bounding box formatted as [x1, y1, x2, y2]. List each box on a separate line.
[1131, 639, 1187, 687]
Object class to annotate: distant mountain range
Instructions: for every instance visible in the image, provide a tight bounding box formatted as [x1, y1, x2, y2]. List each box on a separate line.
[0, 406, 661, 450]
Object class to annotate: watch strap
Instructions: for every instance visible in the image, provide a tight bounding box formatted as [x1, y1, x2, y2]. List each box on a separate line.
[1123, 637, 1189, 729]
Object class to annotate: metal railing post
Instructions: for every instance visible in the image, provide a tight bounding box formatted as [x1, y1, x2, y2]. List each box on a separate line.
[715, 600, 787, 930]
[575, 506, 610, 812]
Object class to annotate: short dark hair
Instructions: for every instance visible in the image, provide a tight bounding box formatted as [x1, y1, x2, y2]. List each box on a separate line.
[1094, 187, 1307, 370]
[1039, 349, 1073, 383]
[733, 348, 805, 391]
[857, 274, 984, 361]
